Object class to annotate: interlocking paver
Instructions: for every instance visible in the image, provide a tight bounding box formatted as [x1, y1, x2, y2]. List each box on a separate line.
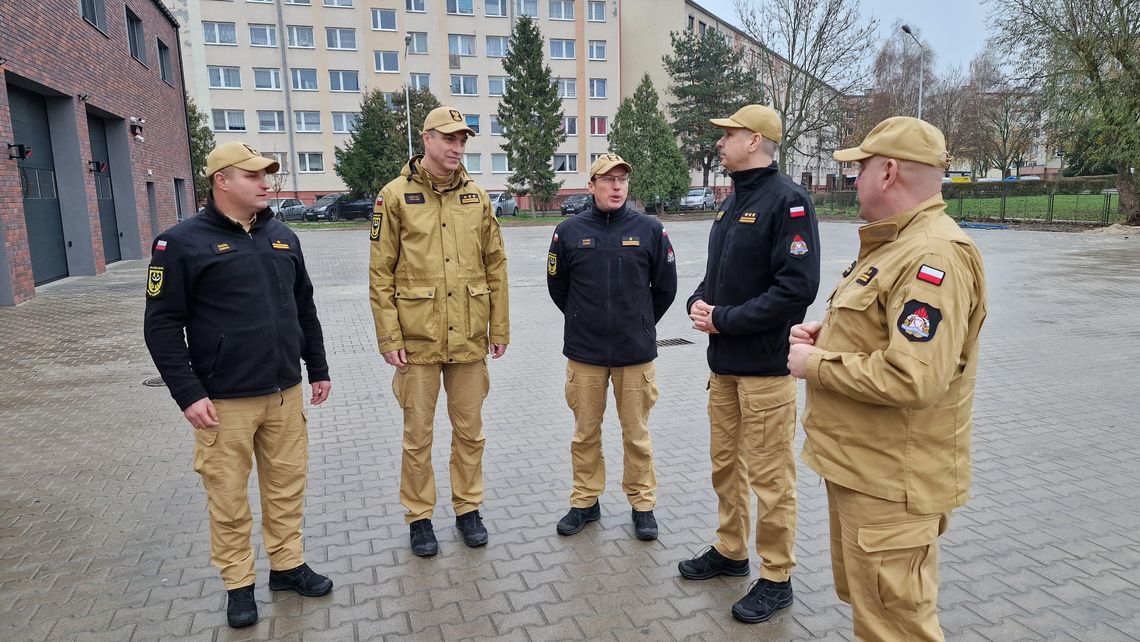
[1, 222, 1139, 641]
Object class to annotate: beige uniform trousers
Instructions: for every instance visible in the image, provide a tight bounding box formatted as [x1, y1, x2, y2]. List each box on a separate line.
[393, 360, 489, 523]
[193, 384, 308, 590]
[827, 481, 949, 641]
[564, 360, 659, 510]
[708, 373, 797, 582]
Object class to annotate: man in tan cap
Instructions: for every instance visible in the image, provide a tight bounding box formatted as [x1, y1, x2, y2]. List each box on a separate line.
[678, 104, 820, 625]
[547, 154, 677, 540]
[144, 141, 333, 628]
[787, 116, 987, 640]
[369, 106, 509, 557]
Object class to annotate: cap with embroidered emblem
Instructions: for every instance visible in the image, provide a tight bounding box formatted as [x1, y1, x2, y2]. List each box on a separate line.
[206, 141, 280, 177]
[588, 153, 632, 179]
[833, 117, 951, 169]
[710, 105, 782, 143]
[422, 106, 477, 136]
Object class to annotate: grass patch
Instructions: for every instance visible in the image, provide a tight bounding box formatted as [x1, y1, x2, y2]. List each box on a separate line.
[285, 220, 369, 230]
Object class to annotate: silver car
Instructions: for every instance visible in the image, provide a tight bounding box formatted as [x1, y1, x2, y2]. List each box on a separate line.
[680, 187, 715, 211]
[488, 191, 518, 217]
[268, 197, 306, 221]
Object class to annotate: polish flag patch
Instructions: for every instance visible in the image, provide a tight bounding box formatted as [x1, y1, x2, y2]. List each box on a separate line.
[916, 264, 945, 286]
[789, 205, 806, 218]
[155, 240, 168, 251]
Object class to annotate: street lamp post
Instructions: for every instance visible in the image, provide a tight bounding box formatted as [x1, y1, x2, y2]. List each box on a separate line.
[403, 33, 414, 158]
[901, 24, 924, 120]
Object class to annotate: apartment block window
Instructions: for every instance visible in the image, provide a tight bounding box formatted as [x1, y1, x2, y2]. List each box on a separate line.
[332, 111, 359, 133]
[587, 0, 605, 21]
[487, 75, 507, 96]
[485, 0, 506, 16]
[374, 51, 399, 72]
[157, 39, 172, 82]
[291, 67, 318, 90]
[557, 78, 576, 98]
[324, 0, 352, 6]
[254, 67, 281, 90]
[407, 31, 427, 53]
[326, 27, 356, 50]
[562, 115, 577, 136]
[492, 153, 511, 173]
[464, 114, 480, 134]
[516, 0, 537, 17]
[249, 24, 277, 47]
[298, 152, 324, 173]
[287, 25, 314, 48]
[588, 40, 606, 60]
[284, 0, 310, 4]
[258, 110, 286, 132]
[548, 0, 573, 20]
[699, 21, 707, 35]
[263, 152, 286, 173]
[589, 116, 607, 135]
[550, 39, 574, 59]
[553, 153, 578, 173]
[449, 34, 475, 56]
[203, 21, 237, 45]
[81, 0, 107, 31]
[208, 65, 241, 89]
[125, 8, 146, 63]
[464, 153, 481, 173]
[212, 109, 245, 132]
[589, 77, 607, 98]
[294, 111, 321, 132]
[329, 70, 360, 91]
[687, 15, 694, 31]
[410, 73, 430, 90]
[372, 8, 396, 30]
[486, 35, 508, 57]
[450, 74, 477, 95]
[589, 152, 603, 163]
[406, 0, 425, 10]
[490, 115, 503, 135]
[447, 0, 473, 15]
[247, 0, 272, 3]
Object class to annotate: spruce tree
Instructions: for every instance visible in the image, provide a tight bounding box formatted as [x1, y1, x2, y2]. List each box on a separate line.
[186, 97, 215, 205]
[609, 74, 691, 214]
[498, 15, 566, 207]
[334, 89, 406, 196]
[392, 86, 442, 158]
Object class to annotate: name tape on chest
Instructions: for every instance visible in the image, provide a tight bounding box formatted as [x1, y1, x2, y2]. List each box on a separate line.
[404, 192, 426, 204]
[213, 242, 234, 254]
[459, 193, 480, 205]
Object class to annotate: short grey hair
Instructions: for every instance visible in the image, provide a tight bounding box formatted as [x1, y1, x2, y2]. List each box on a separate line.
[760, 137, 779, 158]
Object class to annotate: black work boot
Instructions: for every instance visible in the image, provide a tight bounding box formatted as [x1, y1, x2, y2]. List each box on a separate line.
[556, 501, 601, 535]
[731, 578, 794, 623]
[268, 563, 333, 597]
[226, 585, 257, 628]
[632, 509, 658, 541]
[677, 546, 750, 580]
[409, 518, 439, 557]
[456, 510, 489, 547]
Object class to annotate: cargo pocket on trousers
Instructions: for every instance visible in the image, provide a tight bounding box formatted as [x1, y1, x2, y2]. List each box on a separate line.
[641, 369, 660, 411]
[192, 428, 220, 480]
[564, 368, 578, 412]
[392, 366, 411, 409]
[858, 516, 941, 616]
[394, 286, 438, 341]
[743, 382, 796, 446]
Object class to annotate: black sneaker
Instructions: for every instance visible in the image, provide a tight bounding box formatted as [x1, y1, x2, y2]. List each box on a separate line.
[409, 518, 439, 557]
[456, 510, 489, 547]
[731, 578, 793, 623]
[556, 501, 601, 536]
[677, 546, 750, 580]
[225, 585, 257, 628]
[632, 509, 658, 541]
[268, 563, 333, 597]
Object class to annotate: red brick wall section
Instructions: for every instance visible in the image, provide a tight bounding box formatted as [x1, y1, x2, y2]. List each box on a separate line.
[0, 0, 191, 303]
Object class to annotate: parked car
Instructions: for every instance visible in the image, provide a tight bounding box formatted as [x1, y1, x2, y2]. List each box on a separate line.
[488, 191, 518, 217]
[268, 197, 306, 221]
[303, 193, 373, 221]
[560, 193, 592, 216]
[680, 187, 715, 211]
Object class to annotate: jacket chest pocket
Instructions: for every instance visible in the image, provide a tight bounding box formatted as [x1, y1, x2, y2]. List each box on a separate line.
[395, 286, 438, 341]
[465, 282, 491, 339]
[824, 286, 884, 347]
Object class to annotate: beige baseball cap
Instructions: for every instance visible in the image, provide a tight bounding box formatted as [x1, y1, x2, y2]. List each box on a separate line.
[834, 117, 951, 169]
[205, 141, 280, 177]
[710, 104, 782, 143]
[422, 106, 477, 136]
[588, 153, 632, 180]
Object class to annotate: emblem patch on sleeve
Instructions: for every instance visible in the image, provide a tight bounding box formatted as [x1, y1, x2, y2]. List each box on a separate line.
[916, 264, 945, 286]
[371, 213, 382, 241]
[552, 232, 559, 243]
[855, 266, 878, 285]
[547, 252, 558, 275]
[459, 193, 480, 205]
[666, 247, 675, 263]
[404, 192, 426, 204]
[788, 234, 809, 257]
[897, 300, 943, 342]
[146, 266, 165, 298]
[789, 205, 806, 218]
[373, 194, 384, 213]
[155, 239, 168, 251]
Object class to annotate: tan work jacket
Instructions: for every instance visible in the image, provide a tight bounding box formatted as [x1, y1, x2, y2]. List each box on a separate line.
[801, 195, 987, 515]
[369, 158, 509, 364]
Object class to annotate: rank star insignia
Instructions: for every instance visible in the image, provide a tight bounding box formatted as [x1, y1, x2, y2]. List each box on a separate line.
[856, 266, 878, 285]
[460, 193, 480, 205]
[146, 266, 165, 297]
[898, 300, 943, 342]
[547, 252, 558, 275]
[789, 234, 809, 257]
[842, 260, 857, 277]
[739, 212, 757, 224]
[715, 211, 725, 221]
[622, 236, 640, 247]
[271, 240, 290, 250]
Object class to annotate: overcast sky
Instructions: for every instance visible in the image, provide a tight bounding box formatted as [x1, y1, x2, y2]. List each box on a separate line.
[693, 0, 993, 74]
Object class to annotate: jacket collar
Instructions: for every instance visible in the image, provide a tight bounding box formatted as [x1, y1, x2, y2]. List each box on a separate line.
[857, 194, 945, 257]
[729, 162, 779, 192]
[589, 199, 631, 222]
[401, 155, 471, 194]
[202, 196, 273, 231]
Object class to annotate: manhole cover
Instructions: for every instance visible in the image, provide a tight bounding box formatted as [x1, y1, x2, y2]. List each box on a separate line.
[142, 376, 166, 387]
[656, 338, 694, 347]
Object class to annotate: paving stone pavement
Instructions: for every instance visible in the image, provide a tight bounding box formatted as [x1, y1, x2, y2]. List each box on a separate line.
[1, 219, 1139, 642]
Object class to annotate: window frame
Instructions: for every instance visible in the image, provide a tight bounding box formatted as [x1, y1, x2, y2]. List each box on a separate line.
[125, 7, 146, 64]
[485, 0, 507, 17]
[410, 72, 431, 90]
[328, 69, 360, 92]
[203, 21, 237, 46]
[589, 115, 607, 136]
[212, 109, 246, 132]
[548, 0, 573, 21]
[297, 152, 325, 173]
[294, 110, 322, 133]
[550, 38, 575, 60]
[446, 0, 474, 15]
[587, 0, 605, 21]
[450, 74, 478, 96]
[552, 153, 578, 173]
[290, 67, 319, 91]
[287, 25, 315, 49]
[325, 27, 357, 51]
[248, 23, 277, 48]
[589, 77, 607, 99]
[588, 39, 606, 61]
[486, 35, 509, 58]
[258, 110, 287, 133]
[157, 38, 173, 84]
[332, 111, 359, 133]
[81, 0, 107, 32]
[557, 78, 576, 98]
[253, 67, 282, 90]
[492, 153, 512, 173]
[371, 8, 397, 31]
[562, 115, 578, 136]
[208, 65, 242, 89]
[448, 33, 476, 57]
[374, 51, 400, 73]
